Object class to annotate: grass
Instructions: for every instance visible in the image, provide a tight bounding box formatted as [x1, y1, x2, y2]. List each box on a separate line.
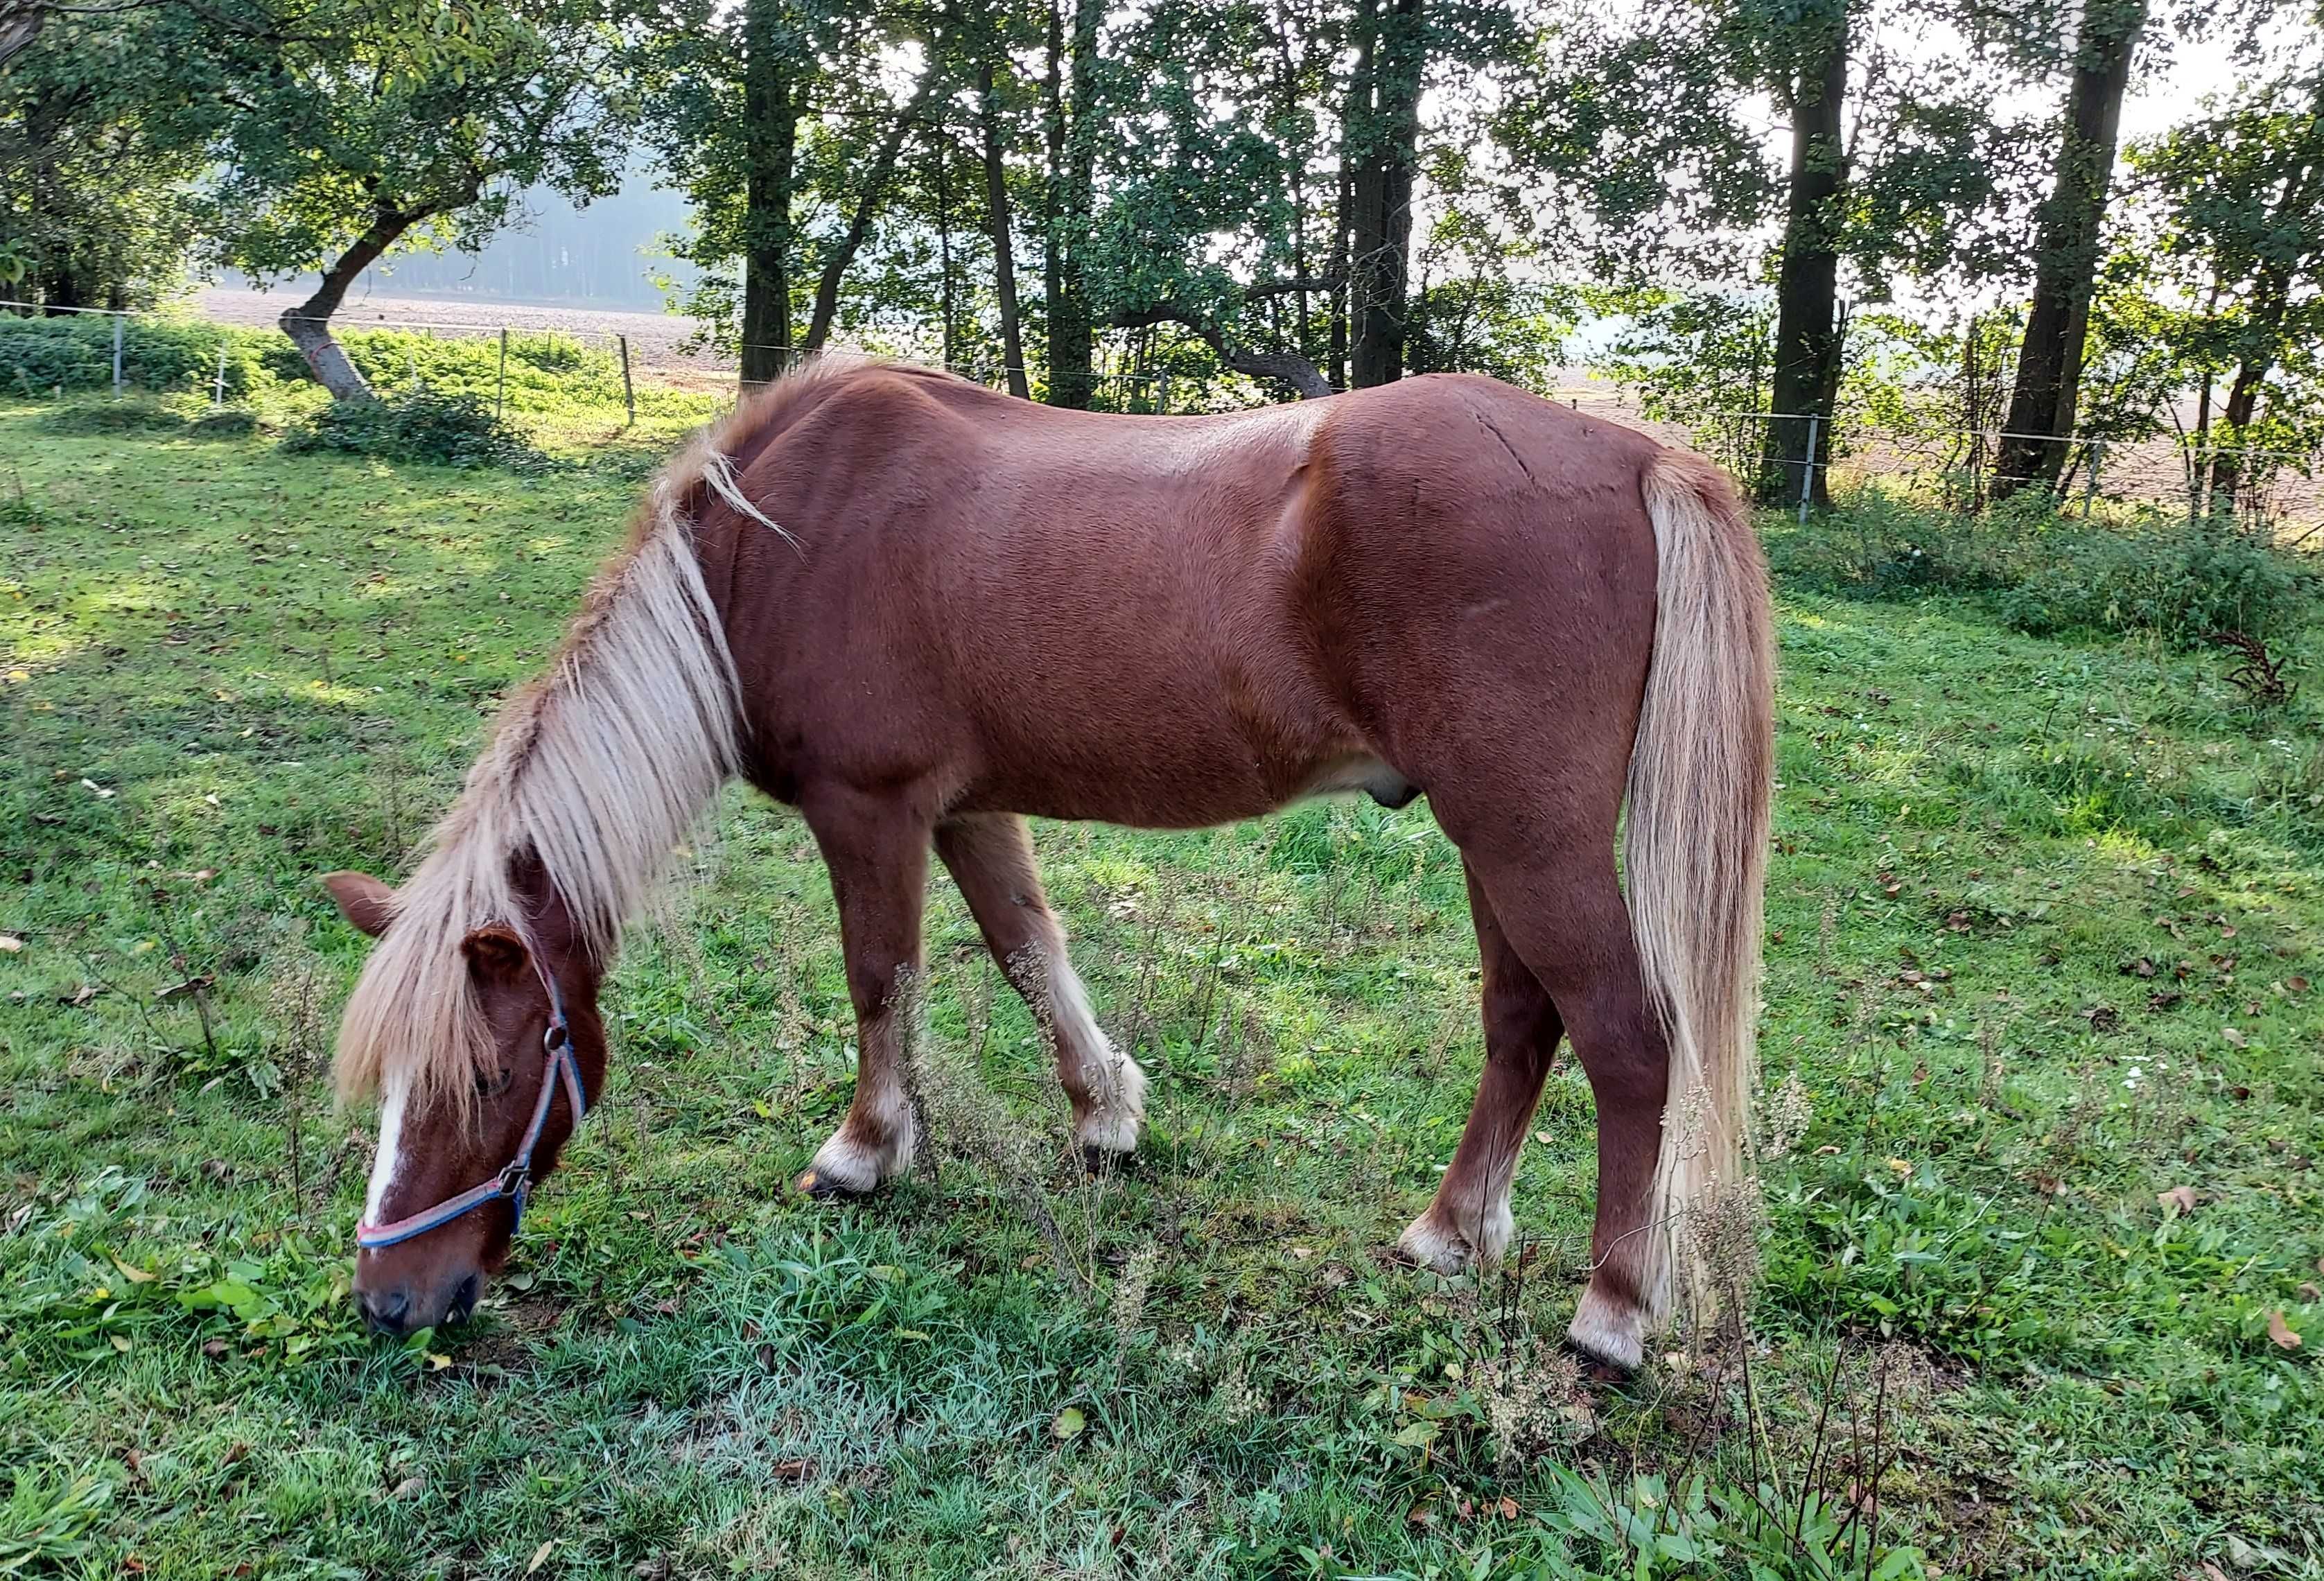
[1, 397, 2319, 1580]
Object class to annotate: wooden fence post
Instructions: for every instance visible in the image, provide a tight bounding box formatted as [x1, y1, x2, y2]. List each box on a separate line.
[112, 314, 123, 400]
[497, 327, 509, 419]
[619, 334, 635, 427]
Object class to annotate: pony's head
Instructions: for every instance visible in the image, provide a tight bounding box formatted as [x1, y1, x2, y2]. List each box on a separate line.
[324, 868, 608, 1336]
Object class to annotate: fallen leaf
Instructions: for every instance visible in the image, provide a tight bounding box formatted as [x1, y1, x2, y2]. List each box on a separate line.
[110, 1257, 156, 1284]
[1498, 1496, 1520, 1519]
[770, 1458, 812, 1482]
[1051, 1406, 1085, 1440]
[2157, 1185, 2197, 1214]
[387, 1476, 423, 1501]
[426, 1352, 451, 1371]
[2268, 1311, 2303, 1350]
[0, 935, 21, 952]
[110, 1334, 132, 1352]
[2221, 1027, 2248, 1048]
[526, 1539, 555, 1575]
[2298, 1282, 2321, 1303]
[2289, 975, 2311, 993]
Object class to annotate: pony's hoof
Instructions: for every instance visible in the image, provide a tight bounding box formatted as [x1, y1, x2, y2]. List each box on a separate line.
[1393, 1213, 1472, 1275]
[796, 1167, 864, 1200]
[1565, 1285, 1645, 1375]
[1080, 1143, 1141, 1178]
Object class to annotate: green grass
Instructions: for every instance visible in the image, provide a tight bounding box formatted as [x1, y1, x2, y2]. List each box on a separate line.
[1, 404, 2318, 1580]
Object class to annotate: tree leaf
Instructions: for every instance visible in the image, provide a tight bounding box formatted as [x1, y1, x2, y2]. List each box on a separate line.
[2267, 1310, 2303, 1350]
[1051, 1406, 1085, 1440]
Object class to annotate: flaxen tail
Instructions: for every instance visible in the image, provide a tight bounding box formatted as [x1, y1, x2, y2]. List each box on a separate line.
[1626, 453, 1775, 1326]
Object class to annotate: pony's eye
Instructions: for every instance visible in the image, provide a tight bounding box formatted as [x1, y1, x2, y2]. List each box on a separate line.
[473, 1067, 514, 1099]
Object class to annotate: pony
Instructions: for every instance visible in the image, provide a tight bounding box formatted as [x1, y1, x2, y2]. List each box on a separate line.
[323, 356, 1772, 1372]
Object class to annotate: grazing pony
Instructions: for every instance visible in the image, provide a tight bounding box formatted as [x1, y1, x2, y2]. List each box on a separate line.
[324, 356, 1772, 1371]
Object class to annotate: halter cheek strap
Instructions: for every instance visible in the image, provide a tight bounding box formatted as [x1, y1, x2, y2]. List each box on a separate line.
[356, 959, 589, 1252]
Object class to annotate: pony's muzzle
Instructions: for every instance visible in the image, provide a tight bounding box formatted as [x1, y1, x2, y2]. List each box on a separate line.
[358, 1269, 481, 1336]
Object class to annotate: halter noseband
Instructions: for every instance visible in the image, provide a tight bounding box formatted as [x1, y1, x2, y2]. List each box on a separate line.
[355, 954, 589, 1252]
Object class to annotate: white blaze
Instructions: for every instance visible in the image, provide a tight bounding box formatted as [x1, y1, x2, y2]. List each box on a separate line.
[365, 1082, 408, 1223]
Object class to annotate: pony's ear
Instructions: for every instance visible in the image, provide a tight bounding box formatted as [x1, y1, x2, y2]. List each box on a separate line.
[321, 871, 397, 938]
[459, 925, 531, 981]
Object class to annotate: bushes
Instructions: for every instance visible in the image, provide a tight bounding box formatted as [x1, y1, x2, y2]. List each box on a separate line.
[0, 315, 281, 400]
[1774, 484, 2317, 646]
[2000, 521, 2313, 645]
[280, 387, 544, 470]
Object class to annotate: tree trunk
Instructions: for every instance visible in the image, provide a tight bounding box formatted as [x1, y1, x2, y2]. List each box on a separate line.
[281, 208, 413, 403]
[1994, 0, 2147, 495]
[980, 58, 1030, 399]
[1756, 0, 1849, 508]
[801, 58, 942, 354]
[1038, 0, 1101, 408]
[1345, 0, 1419, 388]
[740, 0, 796, 388]
[934, 139, 957, 371]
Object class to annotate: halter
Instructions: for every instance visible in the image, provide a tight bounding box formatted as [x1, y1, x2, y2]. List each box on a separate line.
[355, 955, 589, 1252]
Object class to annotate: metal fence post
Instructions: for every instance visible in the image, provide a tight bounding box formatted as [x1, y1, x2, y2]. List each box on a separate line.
[2081, 440, 2102, 518]
[1797, 412, 1821, 525]
[497, 326, 509, 419]
[212, 342, 227, 409]
[112, 314, 124, 400]
[618, 334, 635, 427]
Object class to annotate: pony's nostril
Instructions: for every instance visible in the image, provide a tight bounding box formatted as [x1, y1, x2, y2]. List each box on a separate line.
[360, 1286, 412, 1334]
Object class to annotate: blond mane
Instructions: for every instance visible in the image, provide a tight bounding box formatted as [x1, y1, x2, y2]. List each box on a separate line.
[332, 363, 868, 1117]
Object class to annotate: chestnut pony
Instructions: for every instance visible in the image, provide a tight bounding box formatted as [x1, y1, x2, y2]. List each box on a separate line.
[323, 356, 1771, 1370]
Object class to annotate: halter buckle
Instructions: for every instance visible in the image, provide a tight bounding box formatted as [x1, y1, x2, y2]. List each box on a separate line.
[496, 1160, 534, 1199]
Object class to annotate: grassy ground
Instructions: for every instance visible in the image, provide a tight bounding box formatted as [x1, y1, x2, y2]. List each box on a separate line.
[1, 400, 2318, 1580]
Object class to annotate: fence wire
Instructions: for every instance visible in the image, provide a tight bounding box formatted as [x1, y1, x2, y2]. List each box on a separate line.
[3, 299, 2315, 533]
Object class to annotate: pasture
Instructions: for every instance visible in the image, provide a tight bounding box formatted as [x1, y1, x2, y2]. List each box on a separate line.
[1, 399, 2319, 1580]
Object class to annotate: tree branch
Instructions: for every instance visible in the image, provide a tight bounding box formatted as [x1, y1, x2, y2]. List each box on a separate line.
[1106, 302, 1331, 399]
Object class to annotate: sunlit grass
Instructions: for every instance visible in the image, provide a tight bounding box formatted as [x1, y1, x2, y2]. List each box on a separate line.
[0, 408, 2317, 1579]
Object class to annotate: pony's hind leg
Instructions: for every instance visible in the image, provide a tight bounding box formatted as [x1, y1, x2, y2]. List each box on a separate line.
[935, 813, 1148, 1162]
[1436, 839, 1671, 1375]
[796, 792, 932, 1196]
[1398, 863, 1564, 1275]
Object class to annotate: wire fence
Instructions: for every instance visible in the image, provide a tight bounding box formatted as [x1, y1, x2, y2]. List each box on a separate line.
[6, 298, 2317, 536]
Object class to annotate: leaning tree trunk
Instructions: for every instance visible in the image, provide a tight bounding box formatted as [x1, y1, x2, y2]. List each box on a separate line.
[1345, 0, 1420, 388]
[980, 58, 1031, 400]
[740, 0, 797, 388]
[1756, 1, 1849, 508]
[281, 209, 413, 403]
[1994, 0, 2147, 496]
[801, 57, 942, 354]
[1040, 0, 1101, 408]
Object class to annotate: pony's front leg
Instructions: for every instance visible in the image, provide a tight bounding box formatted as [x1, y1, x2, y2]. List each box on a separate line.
[935, 813, 1147, 1163]
[796, 793, 931, 1197]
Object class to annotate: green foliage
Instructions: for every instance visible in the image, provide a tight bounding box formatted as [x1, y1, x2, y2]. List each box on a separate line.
[4, 370, 2321, 1576]
[1771, 485, 2317, 645]
[281, 388, 545, 470]
[0, 315, 281, 399]
[2000, 520, 2316, 645]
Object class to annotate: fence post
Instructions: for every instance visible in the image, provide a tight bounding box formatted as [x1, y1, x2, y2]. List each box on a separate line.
[496, 327, 509, 419]
[112, 314, 124, 401]
[212, 342, 228, 410]
[619, 334, 635, 427]
[1797, 412, 1821, 525]
[2081, 440, 2102, 518]
[1157, 369, 1170, 415]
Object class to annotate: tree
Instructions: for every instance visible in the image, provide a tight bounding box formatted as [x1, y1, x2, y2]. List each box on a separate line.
[0, 3, 209, 311]
[2133, 59, 2324, 516]
[1993, 0, 2150, 493]
[1344, 0, 1423, 386]
[1513, 0, 2026, 505]
[200, 0, 629, 401]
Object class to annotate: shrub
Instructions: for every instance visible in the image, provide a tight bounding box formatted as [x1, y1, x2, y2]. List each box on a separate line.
[279, 388, 545, 470]
[36, 399, 193, 435]
[0, 315, 274, 400]
[1773, 484, 2316, 646]
[2000, 521, 2315, 645]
